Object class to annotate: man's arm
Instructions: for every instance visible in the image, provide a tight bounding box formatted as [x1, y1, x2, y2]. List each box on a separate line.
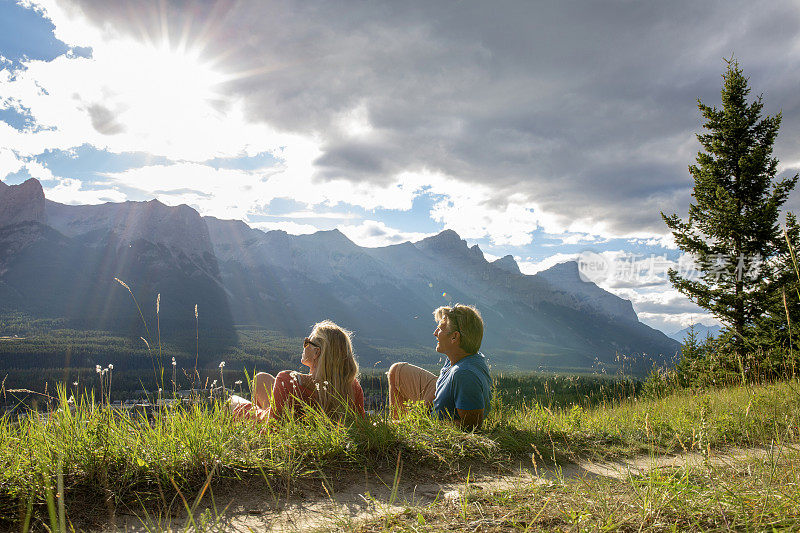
[456, 407, 484, 430]
[450, 366, 488, 430]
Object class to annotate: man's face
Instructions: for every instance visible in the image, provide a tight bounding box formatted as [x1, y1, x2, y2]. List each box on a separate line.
[434, 318, 458, 354]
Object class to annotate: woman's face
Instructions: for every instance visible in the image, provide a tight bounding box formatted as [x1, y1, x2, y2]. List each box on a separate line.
[301, 334, 321, 369]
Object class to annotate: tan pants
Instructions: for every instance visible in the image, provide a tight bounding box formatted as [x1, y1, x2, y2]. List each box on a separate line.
[387, 362, 437, 413]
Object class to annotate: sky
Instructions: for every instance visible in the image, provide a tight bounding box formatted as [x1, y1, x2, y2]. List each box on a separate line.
[2, 0, 800, 335]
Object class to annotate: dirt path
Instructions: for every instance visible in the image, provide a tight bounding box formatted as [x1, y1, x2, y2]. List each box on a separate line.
[110, 444, 800, 532]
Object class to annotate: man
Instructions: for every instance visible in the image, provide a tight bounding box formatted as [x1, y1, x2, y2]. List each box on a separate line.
[387, 304, 491, 429]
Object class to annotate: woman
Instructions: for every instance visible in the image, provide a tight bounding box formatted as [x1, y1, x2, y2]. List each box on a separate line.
[232, 320, 366, 421]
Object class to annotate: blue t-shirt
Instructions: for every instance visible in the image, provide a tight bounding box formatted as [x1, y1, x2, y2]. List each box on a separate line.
[433, 352, 492, 420]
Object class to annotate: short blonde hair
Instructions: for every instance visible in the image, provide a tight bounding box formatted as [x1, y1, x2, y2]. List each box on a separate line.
[434, 304, 484, 354]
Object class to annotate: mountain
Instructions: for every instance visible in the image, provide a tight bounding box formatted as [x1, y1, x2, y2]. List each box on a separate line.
[206, 217, 426, 342]
[491, 255, 521, 275]
[46, 199, 214, 257]
[0, 178, 680, 373]
[533, 261, 637, 322]
[208, 221, 680, 371]
[0, 182, 235, 349]
[667, 324, 723, 343]
[0, 178, 46, 227]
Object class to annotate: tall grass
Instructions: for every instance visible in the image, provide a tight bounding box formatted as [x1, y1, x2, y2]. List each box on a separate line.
[0, 388, 491, 529]
[488, 380, 800, 458]
[1, 378, 798, 529]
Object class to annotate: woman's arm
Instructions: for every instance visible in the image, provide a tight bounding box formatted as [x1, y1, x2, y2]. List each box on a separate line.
[269, 370, 310, 419]
[351, 379, 366, 417]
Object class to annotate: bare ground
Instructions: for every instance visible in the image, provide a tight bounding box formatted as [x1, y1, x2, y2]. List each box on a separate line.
[100, 443, 800, 532]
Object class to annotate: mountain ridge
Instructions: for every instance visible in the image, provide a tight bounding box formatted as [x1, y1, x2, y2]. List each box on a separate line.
[0, 178, 680, 372]
[668, 324, 723, 343]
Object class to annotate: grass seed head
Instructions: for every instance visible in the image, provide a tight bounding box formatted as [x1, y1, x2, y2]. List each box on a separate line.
[114, 277, 131, 292]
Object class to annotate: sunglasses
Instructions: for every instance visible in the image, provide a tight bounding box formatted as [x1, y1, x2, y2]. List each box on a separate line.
[303, 337, 320, 348]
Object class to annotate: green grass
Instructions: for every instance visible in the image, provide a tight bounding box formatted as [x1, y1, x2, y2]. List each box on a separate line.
[359, 446, 800, 532]
[488, 379, 800, 459]
[0, 380, 798, 530]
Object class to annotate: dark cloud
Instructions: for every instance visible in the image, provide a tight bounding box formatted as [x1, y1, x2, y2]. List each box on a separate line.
[365, 224, 386, 238]
[61, 0, 800, 236]
[315, 142, 390, 181]
[86, 103, 124, 135]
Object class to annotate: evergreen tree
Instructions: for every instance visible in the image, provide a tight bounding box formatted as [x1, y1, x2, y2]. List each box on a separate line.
[662, 59, 799, 361]
[675, 324, 702, 386]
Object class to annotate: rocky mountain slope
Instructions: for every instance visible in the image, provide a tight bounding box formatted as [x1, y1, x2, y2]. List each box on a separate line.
[0, 180, 235, 348]
[0, 178, 46, 227]
[0, 178, 680, 371]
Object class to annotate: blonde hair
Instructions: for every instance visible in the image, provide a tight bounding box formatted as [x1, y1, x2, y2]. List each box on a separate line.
[434, 304, 484, 354]
[308, 320, 359, 418]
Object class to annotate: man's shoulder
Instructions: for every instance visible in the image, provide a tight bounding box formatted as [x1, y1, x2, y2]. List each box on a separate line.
[451, 355, 489, 379]
[454, 353, 489, 371]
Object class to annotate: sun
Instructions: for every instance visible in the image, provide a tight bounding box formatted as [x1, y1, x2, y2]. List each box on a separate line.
[147, 44, 224, 106]
[120, 41, 226, 124]
[90, 34, 231, 154]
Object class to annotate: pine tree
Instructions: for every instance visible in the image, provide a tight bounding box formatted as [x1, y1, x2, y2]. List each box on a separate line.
[675, 324, 702, 386]
[662, 59, 799, 361]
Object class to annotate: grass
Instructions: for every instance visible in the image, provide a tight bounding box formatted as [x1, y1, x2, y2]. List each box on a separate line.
[0, 379, 797, 530]
[488, 379, 800, 459]
[358, 446, 800, 532]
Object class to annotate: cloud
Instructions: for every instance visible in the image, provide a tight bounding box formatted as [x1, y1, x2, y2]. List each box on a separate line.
[429, 189, 540, 246]
[100, 162, 279, 220]
[560, 233, 607, 246]
[9, 0, 800, 245]
[337, 220, 432, 248]
[249, 220, 319, 235]
[86, 103, 124, 135]
[264, 210, 359, 221]
[22, 159, 56, 181]
[612, 287, 707, 315]
[517, 253, 579, 275]
[49, 0, 800, 241]
[637, 312, 721, 336]
[0, 148, 25, 178]
[9, 0, 800, 248]
[44, 177, 126, 204]
[0, 5, 294, 163]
